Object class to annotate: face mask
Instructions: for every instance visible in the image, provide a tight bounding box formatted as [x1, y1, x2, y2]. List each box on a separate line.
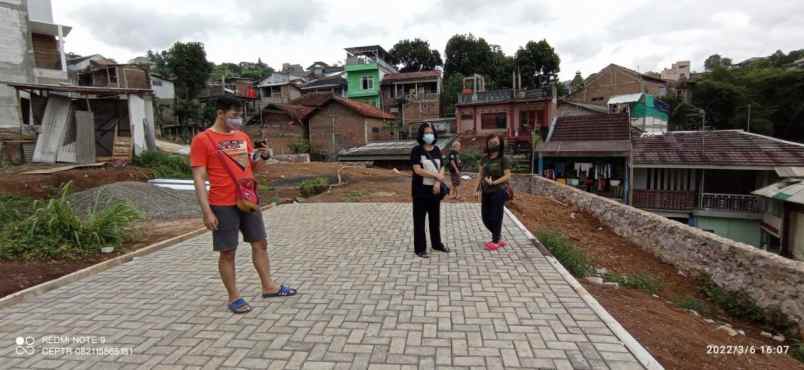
[225, 117, 243, 131]
[488, 142, 499, 152]
[423, 133, 435, 144]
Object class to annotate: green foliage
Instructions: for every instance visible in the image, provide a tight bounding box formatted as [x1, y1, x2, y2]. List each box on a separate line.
[0, 195, 35, 224]
[440, 72, 465, 117]
[793, 342, 804, 363]
[149, 42, 213, 126]
[459, 150, 483, 172]
[536, 230, 592, 277]
[0, 185, 142, 261]
[515, 40, 561, 88]
[570, 71, 584, 93]
[389, 39, 443, 72]
[704, 54, 732, 71]
[694, 50, 804, 141]
[344, 191, 365, 202]
[299, 177, 330, 197]
[288, 139, 311, 154]
[699, 277, 796, 334]
[444, 34, 495, 80]
[673, 296, 706, 312]
[133, 150, 193, 179]
[604, 272, 662, 295]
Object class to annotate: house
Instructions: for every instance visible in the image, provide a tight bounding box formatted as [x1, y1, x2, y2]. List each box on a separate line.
[630, 130, 804, 248]
[0, 0, 71, 140]
[306, 62, 344, 78]
[66, 54, 112, 78]
[454, 74, 557, 152]
[380, 70, 442, 129]
[660, 61, 691, 82]
[567, 64, 668, 106]
[281, 63, 306, 75]
[301, 74, 347, 97]
[149, 74, 176, 128]
[245, 103, 313, 155]
[344, 45, 398, 108]
[201, 77, 259, 125]
[607, 93, 669, 134]
[535, 113, 632, 201]
[256, 72, 305, 105]
[288, 93, 396, 160]
[2, 81, 157, 164]
[752, 170, 804, 260]
[75, 61, 151, 90]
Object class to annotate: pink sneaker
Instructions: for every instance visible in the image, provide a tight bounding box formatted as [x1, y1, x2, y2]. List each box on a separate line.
[484, 241, 498, 251]
[497, 240, 508, 248]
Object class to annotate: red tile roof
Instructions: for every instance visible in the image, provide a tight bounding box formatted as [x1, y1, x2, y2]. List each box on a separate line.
[381, 70, 441, 83]
[550, 113, 631, 142]
[288, 93, 394, 120]
[633, 130, 804, 168]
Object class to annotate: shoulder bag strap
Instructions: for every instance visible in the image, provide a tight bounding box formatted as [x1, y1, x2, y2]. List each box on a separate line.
[202, 131, 241, 185]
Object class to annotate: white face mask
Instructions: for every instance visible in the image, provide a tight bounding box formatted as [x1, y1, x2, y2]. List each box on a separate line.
[423, 133, 435, 144]
[225, 117, 243, 131]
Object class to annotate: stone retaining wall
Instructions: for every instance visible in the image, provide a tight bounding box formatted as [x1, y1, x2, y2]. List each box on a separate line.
[511, 174, 804, 332]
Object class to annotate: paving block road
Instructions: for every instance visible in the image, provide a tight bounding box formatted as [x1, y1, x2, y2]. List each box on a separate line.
[0, 203, 649, 369]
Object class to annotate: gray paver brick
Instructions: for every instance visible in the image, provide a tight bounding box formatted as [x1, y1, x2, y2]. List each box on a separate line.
[0, 203, 646, 369]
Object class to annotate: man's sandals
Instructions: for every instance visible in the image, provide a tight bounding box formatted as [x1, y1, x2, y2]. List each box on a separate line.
[262, 285, 298, 298]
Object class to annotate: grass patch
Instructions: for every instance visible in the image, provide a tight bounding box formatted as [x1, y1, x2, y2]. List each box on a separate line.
[459, 150, 483, 172]
[792, 342, 804, 363]
[673, 296, 706, 312]
[0, 195, 35, 224]
[605, 272, 663, 295]
[133, 150, 192, 179]
[299, 177, 330, 197]
[536, 230, 592, 277]
[0, 184, 142, 261]
[344, 191, 365, 202]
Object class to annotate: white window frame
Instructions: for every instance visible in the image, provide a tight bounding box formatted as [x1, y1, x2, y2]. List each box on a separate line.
[361, 75, 374, 90]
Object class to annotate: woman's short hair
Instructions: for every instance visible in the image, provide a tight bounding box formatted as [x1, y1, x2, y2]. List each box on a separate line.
[486, 134, 505, 157]
[416, 122, 438, 145]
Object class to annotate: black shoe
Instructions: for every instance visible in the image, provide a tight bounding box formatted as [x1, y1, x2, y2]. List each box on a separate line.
[432, 245, 451, 253]
[415, 252, 430, 258]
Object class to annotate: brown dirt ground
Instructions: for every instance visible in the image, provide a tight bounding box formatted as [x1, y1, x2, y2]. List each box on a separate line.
[0, 164, 151, 199]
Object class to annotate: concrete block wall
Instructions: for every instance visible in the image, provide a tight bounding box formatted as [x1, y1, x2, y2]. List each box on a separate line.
[0, 0, 34, 129]
[511, 174, 804, 332]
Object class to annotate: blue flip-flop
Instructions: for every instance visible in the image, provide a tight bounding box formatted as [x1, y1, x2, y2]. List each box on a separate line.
[227, 297, 252, 314]
[262, 285, 298, 298]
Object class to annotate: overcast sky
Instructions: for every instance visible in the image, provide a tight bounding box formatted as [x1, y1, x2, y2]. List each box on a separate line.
[53, 0, 804, 80]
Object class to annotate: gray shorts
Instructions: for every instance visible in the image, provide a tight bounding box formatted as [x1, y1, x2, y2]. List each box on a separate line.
[210, 206, 267, 251]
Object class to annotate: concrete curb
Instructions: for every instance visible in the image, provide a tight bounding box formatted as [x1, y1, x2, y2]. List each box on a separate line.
[504, 207, 665, 370]
[0, 204, 278, 310]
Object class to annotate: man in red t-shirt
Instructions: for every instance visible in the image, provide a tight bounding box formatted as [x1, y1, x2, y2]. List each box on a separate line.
[190, 96, 297, 314]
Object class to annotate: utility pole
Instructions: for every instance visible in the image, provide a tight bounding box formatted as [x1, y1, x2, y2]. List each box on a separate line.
[747, 104, 751, 132]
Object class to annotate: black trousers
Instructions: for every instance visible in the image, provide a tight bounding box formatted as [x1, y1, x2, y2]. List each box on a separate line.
[412, 195, 443, 254]
[482, 189, 508, 243]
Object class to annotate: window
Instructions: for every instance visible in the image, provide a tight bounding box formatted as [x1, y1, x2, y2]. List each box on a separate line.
[361, 75, 374, 90]
[372, 127, 380, 133]
[481, 112, 507, 130]
[460, 113, 473, 120]
[591, 96, 604, 102]
[519, 110, 540, 131]
[271, 86, 282, 96]
[152, 79, 163, 87]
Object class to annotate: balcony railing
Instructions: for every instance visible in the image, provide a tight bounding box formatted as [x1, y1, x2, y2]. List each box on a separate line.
[458, 88, 551, 105]
[633, 190, 697, 210]
[632, 191, 766, 213]
[701, 193, 766, 213]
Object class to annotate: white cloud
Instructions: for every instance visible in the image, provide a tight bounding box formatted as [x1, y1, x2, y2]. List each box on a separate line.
[52, 0, 804, 80]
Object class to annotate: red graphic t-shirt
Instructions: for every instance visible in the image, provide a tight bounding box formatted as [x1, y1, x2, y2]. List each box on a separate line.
[190, 129, 255, 206]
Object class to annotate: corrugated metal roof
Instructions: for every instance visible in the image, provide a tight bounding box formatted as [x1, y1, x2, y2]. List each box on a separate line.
[339, 137, 455, 161]
[753, 179, 804, 205]
[608, 93, 643, 105]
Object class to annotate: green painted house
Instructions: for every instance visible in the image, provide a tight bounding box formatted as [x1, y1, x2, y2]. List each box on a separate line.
[344, 46, 397, 108]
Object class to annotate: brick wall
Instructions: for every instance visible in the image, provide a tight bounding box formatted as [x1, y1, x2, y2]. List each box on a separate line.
[123, 67, 149, 89]
[511, 174, 804, 333]
[31, 33, 60, 69]
[569, 65, 667, 106]
[308, 102, 393, 160]
[254, 111, 304, 155]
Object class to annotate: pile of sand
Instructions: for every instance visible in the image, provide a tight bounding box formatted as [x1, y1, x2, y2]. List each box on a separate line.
[70, 181, 200, 220]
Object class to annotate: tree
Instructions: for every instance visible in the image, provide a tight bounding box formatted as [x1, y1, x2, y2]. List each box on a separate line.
[704, 54, 732, 71]
[570, 71, 584, 93]
[440, 73, 465, 117]
[388, 39, 443, 72]
[150, 42, 213, 126]
[444, 34, 494, 79]
[147, 49, 171, 77]
[487, 45, 513, 89]
[210, 62, 241, 82]
[514, 40, 560, 88]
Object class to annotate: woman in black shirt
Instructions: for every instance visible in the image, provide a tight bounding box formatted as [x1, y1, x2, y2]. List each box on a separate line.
[476, 134, 512, 251]
[410, 123, 451, 258]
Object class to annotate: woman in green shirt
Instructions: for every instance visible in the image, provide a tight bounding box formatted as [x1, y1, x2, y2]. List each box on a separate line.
[475, 134, 512, 251]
